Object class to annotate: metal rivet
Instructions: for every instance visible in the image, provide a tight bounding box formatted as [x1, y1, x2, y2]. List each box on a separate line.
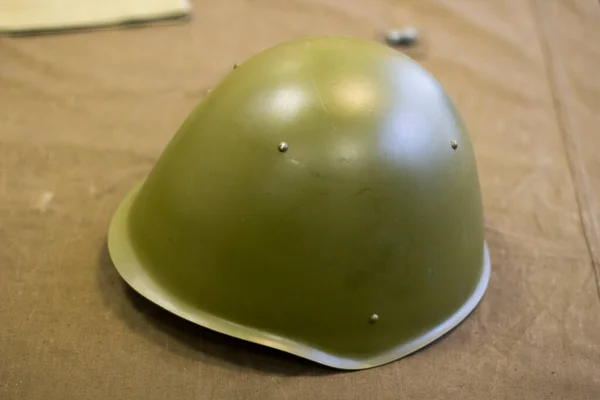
[369, 314, 379, 323]
[233, 63, 239, 69]
[450, 140, 458, 150]
[278, 142, 289, 152]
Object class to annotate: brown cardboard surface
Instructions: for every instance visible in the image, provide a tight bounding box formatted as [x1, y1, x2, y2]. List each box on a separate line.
[534, 0, 600, 302]
[1, 0, 599, 398]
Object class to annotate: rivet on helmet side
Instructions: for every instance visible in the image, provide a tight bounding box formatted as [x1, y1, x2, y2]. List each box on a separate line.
[278, 142, 289, 153]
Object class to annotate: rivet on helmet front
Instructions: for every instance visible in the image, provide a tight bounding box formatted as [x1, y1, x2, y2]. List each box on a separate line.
[278, 142, 289, 152]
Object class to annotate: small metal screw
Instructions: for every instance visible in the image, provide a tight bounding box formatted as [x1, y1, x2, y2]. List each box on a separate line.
[278, 142, 289, 152]
[385, 27, 418, 46]
[450, 140, 458, 150]
[369, 314, 379, 323]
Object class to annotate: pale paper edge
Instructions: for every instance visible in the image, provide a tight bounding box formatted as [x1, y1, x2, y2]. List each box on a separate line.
[0, 0, 190, 33]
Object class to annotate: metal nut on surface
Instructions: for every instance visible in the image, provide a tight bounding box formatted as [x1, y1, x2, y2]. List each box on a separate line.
[385, 27, 418, 46]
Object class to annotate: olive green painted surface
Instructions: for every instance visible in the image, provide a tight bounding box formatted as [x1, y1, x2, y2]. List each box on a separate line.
[108, 36, 489, 369]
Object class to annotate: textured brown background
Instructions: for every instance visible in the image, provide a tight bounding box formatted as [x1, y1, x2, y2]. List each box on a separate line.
[1, 0, 600, 399]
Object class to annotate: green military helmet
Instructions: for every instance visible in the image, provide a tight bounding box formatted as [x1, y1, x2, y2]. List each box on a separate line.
[108, 36, 490, 370]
